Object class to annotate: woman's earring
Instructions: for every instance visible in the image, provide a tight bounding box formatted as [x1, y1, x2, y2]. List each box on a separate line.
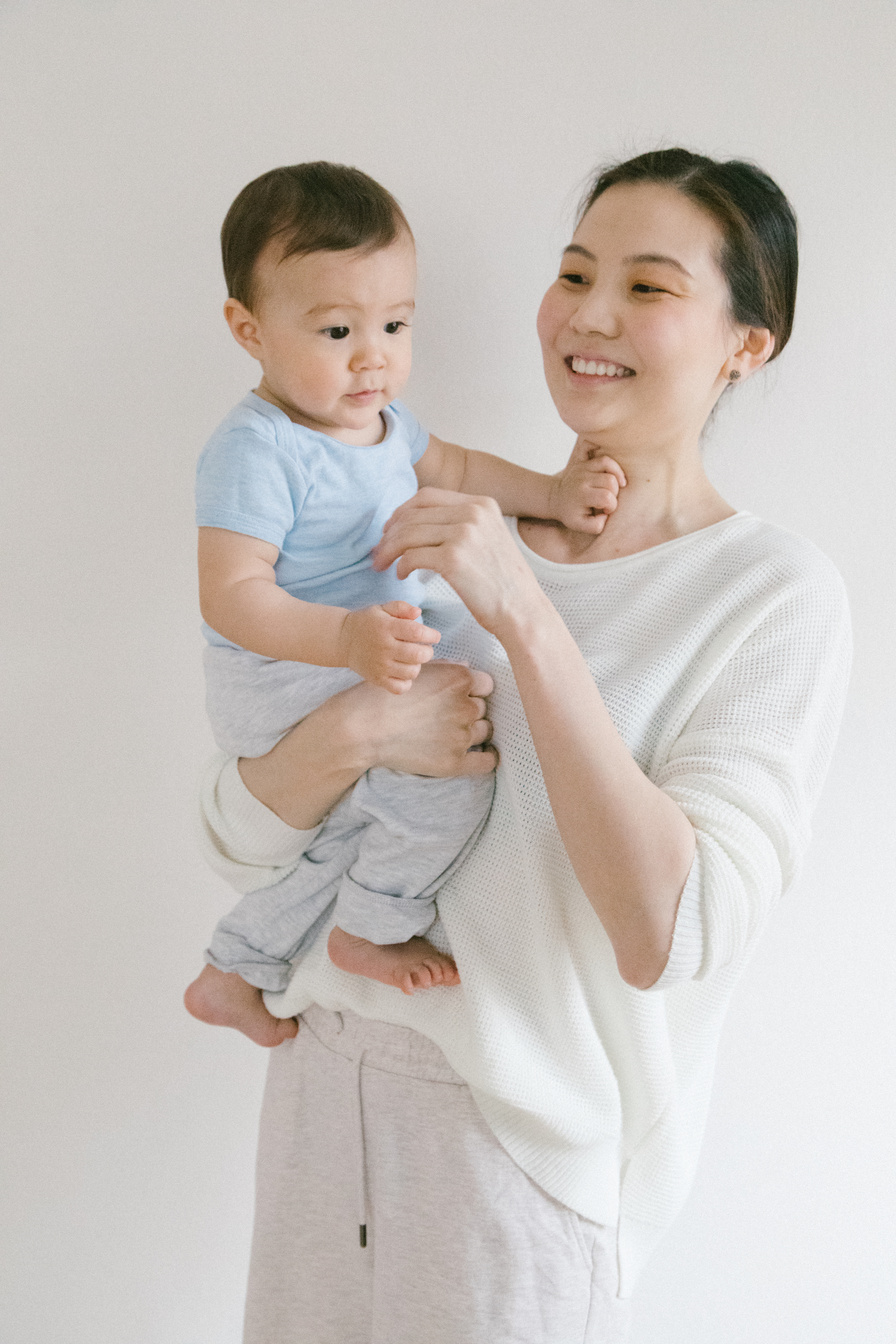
[728, 369, 741, 381]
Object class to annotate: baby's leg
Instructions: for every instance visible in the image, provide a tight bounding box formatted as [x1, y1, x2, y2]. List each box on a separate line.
[192, 650, 365, 1039]
[327, 769, 494, 993]
[203, 644, 361, 757]
[189, 799, 367, 1040]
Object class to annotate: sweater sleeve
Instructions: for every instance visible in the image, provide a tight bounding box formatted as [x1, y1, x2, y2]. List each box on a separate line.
[650, 561, 852, 985]
[197, 753, 323, 895]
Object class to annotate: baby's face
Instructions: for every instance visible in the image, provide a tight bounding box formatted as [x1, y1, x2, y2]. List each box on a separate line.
[233, 234, 416, 445]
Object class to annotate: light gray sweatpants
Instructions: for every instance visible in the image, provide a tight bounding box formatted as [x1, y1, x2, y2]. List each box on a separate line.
[203, 646, 494, 990]
[245, 1006, 632, 1344]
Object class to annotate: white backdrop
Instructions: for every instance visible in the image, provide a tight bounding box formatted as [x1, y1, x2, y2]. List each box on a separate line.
[2, 2, 894, 1341]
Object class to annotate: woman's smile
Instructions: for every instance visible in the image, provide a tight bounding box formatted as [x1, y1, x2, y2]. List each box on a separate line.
[566, 355, 635, 379]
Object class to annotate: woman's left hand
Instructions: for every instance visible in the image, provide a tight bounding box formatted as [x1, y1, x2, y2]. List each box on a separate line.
[373, 488, 545, 639]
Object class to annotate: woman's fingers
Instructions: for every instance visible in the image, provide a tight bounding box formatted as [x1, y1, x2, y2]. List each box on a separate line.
[468, 717, 492, 747]
[465, 669, 495, 698]
[375, 496, 501, 569]
[457, 744, 498, 775]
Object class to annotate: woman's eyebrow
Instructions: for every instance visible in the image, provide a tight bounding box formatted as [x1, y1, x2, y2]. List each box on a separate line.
[562, 244, 692, 279]
[624, 252, 692, 278]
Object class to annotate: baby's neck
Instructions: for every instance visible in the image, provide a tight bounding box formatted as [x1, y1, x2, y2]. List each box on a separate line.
[253, 382, 386, 446]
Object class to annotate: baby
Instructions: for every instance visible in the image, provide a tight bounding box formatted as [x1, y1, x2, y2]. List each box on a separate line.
[185, 162, 621, 1046]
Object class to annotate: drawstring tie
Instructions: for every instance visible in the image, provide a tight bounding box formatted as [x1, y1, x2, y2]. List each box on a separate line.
[352, 1047, 369, 1247]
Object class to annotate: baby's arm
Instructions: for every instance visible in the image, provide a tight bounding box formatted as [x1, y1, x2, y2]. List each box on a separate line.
[198, 527, 440, 694]
[415, 435, 626, 534]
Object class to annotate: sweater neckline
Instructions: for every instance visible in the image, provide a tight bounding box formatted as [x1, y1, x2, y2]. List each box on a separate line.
[510, 510, 753, 581]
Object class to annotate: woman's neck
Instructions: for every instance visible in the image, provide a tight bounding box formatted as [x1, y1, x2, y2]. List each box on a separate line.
[522, 434, 736, 564]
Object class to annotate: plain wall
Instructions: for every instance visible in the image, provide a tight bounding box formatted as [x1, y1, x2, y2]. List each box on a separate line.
[2, 2, 894, 1340]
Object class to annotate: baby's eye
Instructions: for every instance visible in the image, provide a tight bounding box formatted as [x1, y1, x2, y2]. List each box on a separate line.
[323, 326, 350, 340]
[384, 321, 408, 334]
[632, 283, 665, 294]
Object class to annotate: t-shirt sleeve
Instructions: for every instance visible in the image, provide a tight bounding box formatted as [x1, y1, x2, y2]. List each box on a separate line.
[196, 425, 308, 548]
[388, 400, 430, 464]
[649, 562, 852, 987]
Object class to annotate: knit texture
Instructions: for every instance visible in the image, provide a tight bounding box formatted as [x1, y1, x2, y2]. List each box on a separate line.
[201, 512, 851, 1293]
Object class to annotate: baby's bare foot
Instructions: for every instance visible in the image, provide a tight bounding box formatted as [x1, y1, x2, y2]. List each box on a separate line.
[184, 964, 298, 1048]
[327, 925, 460, 995]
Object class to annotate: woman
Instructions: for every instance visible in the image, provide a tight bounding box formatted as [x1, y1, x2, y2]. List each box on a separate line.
[199, 149, 851, 1342]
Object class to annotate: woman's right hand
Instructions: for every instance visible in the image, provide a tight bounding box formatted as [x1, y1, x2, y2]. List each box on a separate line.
[343, 660, 496, 777]
[237, 661, 495, 831]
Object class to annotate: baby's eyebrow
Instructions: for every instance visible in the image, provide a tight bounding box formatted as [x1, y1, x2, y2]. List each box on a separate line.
[305, 297, 416, 317]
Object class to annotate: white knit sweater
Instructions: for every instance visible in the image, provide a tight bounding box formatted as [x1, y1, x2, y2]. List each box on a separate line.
[199, 512, 851, 1293]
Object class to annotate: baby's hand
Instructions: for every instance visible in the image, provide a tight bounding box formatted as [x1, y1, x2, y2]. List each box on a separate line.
[340, 601, 441, 694]
[552, 451, 627, 534]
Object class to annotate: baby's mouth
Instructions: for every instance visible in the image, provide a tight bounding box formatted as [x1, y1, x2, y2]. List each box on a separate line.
[567, 356, 634, 378]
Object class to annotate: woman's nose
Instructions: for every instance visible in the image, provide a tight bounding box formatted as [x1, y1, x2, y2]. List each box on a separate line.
[569, 287, 621, 339]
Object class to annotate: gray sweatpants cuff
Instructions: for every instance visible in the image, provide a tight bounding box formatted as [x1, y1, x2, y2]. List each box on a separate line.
[203, 943, 295, 992]
[334, 875, 437, 944]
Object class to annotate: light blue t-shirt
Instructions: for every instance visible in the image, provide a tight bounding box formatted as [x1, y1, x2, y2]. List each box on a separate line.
[196, 393, 430, 648]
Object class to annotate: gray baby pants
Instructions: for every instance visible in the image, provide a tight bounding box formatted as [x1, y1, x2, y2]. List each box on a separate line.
[203, 645, 494, 990]
[245, 1007, 632, 1344]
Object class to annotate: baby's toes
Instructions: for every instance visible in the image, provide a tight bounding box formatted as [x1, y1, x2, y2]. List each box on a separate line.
[413, 963, 435, 990]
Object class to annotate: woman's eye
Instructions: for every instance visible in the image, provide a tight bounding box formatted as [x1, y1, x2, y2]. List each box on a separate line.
[632, 283, 664, 294]
[560, 271, 588, 285]
[323, 326, 350, 340]
[384, 321, 407, 334]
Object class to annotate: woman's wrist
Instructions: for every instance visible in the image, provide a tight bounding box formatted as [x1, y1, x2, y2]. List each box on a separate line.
[492, 577, 562, 656]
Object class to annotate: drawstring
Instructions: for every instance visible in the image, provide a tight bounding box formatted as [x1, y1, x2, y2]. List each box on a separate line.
[352, 1047, 368, 1248]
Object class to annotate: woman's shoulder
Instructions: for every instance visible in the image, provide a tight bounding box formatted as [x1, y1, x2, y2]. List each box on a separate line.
[712, 513, 847, 603]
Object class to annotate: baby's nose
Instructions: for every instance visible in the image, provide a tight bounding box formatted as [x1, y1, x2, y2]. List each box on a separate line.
[351, 343, 387, 369]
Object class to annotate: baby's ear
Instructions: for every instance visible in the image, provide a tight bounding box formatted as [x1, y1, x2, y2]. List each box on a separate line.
[224, 298, 262, 358]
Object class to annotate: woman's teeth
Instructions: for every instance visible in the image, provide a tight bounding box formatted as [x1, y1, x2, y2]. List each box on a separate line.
[570, 357, 632, 377]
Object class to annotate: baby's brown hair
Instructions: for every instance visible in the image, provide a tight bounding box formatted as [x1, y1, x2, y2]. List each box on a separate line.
[221, 162, 412, 312]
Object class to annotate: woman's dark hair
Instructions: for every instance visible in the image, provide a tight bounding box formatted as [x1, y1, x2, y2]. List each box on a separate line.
[579, 148, 798, 360]
[221, 162, 412, 311]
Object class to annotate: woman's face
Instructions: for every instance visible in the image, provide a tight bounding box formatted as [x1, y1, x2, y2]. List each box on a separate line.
[537, 182, 747, 453]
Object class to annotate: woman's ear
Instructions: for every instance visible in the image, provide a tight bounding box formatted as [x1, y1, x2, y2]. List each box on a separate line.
[224, 298, 263, 359]
[724, 326, 775, 383]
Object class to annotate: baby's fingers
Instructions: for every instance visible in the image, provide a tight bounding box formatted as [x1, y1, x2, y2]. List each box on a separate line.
[584, 452, 627, 489]
[391, 617, 441, 646]
[391, 641, 436, 668]
[382, 675, 417, 695]
[573, 510, 610, 535]
[380, 601, 423, 620]
[582, 486, 620, 514]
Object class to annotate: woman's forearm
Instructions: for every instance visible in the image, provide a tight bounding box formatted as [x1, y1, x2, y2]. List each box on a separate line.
[237, 689, 373, 829]
[501, 593, 696, 989]
[373, 489, 695, 986]
[236, 662, 496, 831]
